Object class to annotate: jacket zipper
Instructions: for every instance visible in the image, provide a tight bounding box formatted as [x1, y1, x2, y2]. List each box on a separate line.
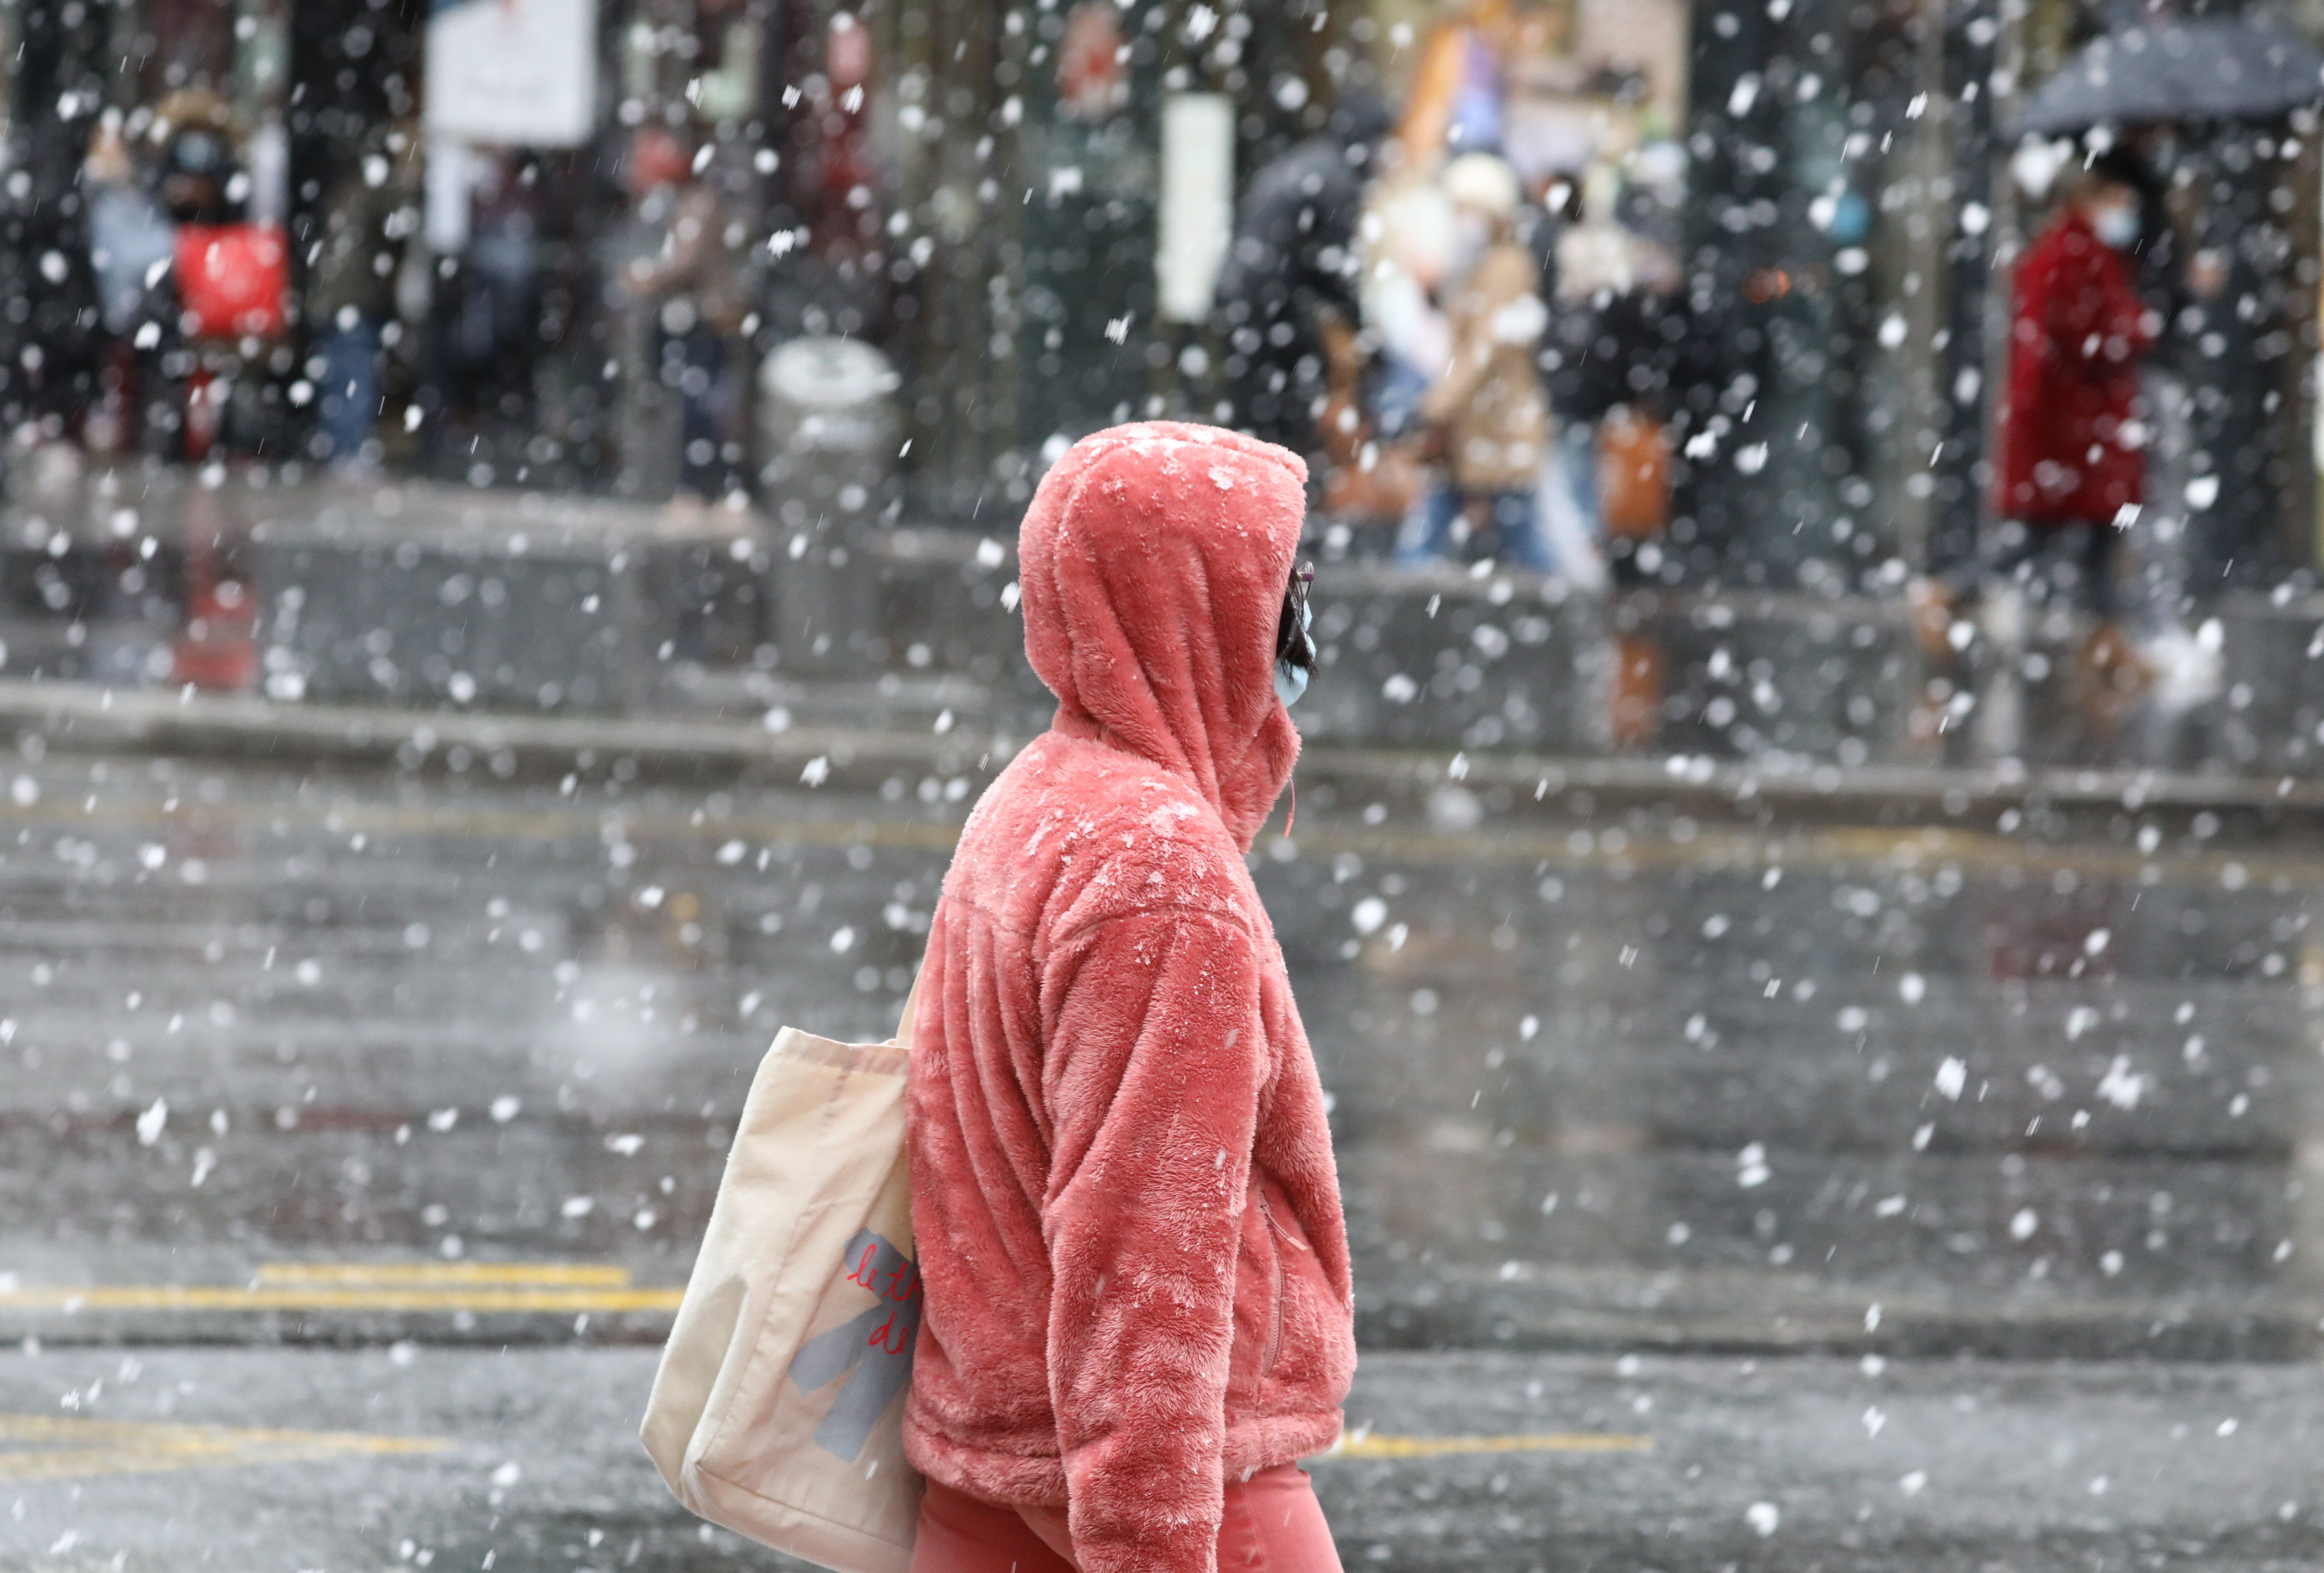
[1255, 1188, 1287, 1380]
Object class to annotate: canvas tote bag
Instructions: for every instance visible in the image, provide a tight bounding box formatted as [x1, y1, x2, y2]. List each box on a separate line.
[642, 980, 925, 1572]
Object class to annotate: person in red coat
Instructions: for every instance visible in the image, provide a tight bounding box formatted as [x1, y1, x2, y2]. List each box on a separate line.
[1997, 159, 2154, 547]
[1919, 153, 2159, 700]
[904, 423, 1353, 1573]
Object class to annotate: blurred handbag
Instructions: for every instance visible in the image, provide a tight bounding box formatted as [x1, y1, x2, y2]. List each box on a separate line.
[1324, 444, 1425, 522]
[1598, 407, 1672, 540]
[174, 224, 289, 340]
[642, 980, 925, 1573]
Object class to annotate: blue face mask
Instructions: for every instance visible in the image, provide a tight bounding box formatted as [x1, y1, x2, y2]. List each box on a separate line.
[1275, 601, 1314, 709]
[1274, 658, 1310, 709]
[2092, 203, 2140, 249]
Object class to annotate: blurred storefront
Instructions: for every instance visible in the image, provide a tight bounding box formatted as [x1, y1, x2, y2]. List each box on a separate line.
[1678, 0, 2323, 596]
[874, 0, 1379, 514]
[3, 0, 2314, 582]
[5, 0, 1691, 515]
[1676, 0, 1954, 590]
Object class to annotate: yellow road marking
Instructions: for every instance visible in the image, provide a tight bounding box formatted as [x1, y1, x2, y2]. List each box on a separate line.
[0, 1414, 447, 1482]
[255, 1261, 632, 1287]
[0, 1286, 681, 1315]
[1324, 1431, 1652, 1460]
[0, 1260, 680, 1314]
[0, 1411, 1643, 1482]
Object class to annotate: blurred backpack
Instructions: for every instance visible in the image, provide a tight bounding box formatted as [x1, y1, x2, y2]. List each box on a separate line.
[174, 224, 289, 341]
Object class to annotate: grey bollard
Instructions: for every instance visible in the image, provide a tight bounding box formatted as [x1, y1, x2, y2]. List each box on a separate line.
[758, 337, 899, 675]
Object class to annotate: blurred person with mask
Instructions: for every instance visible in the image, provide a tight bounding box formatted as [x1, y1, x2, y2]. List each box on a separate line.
[152, 91, 241, 229]
[1394, 152, 1553, 571]
[1918, 149, 2158, 709]
[150, 91, 294, 459]
[1213, 92, 1393, 463]
[625, 129, 754, 515]
[308, 120, 421, 472]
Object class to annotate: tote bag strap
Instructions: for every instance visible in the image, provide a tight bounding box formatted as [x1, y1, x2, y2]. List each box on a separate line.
[894, 969, 924, 1052]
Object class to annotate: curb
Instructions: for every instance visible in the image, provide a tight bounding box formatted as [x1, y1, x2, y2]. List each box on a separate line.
[6, 677, 2323, 823]
[8, 1294, 2312, 1361]
[1360, 1293, 2324, 1363]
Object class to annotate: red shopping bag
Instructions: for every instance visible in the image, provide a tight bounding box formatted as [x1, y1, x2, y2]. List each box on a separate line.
[175, 224, 289, 341]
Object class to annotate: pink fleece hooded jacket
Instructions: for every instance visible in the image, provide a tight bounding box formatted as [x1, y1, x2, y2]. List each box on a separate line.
[902, 422, 1357, 1573]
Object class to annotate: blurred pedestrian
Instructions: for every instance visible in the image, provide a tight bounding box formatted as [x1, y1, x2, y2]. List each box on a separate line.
[1361, 178, 1456, 410]
[1213, 91, 1392, 461]
[308, 120, 420, 472]
[625, 131, 753, 514]
[84, 117, 173, 338]
[81, 113, 176, 455]
[2099, 136, 2223, 674]
[451, 153, 547, 442]
[1341, 175, 1453, 531]
[1541, 164, 1687, 586]
[903, 423, 1352, 1573]
[150, 91, 288, 461]
[1919, 150, 2158, 704]
[1395, 153, 1553, 571]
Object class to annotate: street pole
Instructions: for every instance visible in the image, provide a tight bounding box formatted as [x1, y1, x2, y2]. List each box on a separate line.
[1975, 0, 2032, 591]
[1893, 0, 1956, 577]
[1928, 0, 2006, 587]
[0, 0, 107, 446]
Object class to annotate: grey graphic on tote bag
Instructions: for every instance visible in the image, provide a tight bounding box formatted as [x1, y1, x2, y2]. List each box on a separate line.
[786, 1227, 921, 1461]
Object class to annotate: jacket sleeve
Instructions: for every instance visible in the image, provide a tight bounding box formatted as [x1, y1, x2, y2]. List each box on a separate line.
[1038, 909, 1271, 1573]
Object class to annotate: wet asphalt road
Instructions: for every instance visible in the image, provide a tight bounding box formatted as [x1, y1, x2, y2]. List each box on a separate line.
[0, 744, 2320, 1566]
[4, 1347, 2322, 1573]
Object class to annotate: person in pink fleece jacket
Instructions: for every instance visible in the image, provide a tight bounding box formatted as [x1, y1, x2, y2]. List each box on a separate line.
[903, 422, 1356, 1573]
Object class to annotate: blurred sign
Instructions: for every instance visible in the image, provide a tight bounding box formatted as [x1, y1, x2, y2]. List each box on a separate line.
[425, 0, 599, 148]
[1157, 94, 1233, 325]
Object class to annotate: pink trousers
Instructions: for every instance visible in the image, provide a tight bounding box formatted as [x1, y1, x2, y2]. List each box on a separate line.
[910, 1464, 1345, 1573]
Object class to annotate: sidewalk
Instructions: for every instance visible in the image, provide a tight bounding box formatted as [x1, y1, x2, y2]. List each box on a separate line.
[7, 472, 2324, 803]
[6, 675, 2324, 828]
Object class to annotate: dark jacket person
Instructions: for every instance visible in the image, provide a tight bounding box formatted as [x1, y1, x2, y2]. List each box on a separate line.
[1212, 96, 1391, 454]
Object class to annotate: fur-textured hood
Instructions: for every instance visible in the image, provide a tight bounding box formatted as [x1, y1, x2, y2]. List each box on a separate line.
[903, 424, 1355, 1573]
[1017, 421, 1307, 849]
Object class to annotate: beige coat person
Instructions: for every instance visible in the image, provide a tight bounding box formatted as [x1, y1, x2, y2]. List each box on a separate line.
[1419, 154, 1551, 494]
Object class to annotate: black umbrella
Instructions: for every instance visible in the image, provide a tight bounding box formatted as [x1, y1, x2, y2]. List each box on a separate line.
[2018, 18, 2324, 133]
